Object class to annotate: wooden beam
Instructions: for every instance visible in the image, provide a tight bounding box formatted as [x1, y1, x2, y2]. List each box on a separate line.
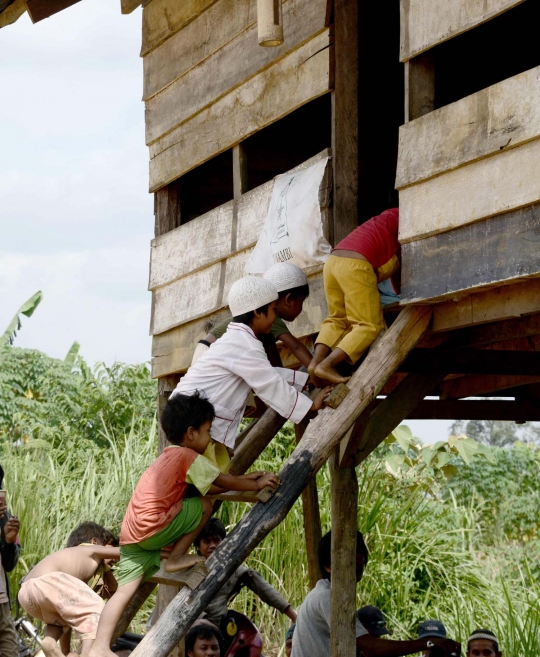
[401, 204, 540, 304]
[340, 373, 444, 468]
[209, 486, 277, 503]
[399, 349, 540, 376]
[331, 0, 358, 243]
[121, 0, 142, 14]
[155, 181, 181, 238]
[149, 562, 209, 588]
[440, 374, 540, 400]
[296, 420, 323, 588]
[129, 305, 432, 657]
[232, 144, 248, 200]
[404, 51, 435, 123]
[406, 399, 540, 421]
[330, 449, 358, 657]
[453, 313, 540, 348]
[25, 0, 81, 23]
[0, 0, 26, 27]
[229, 409, 287, 475]
[431, 279, 540, 333]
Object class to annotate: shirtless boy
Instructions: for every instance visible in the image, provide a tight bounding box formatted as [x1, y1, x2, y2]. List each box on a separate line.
[18, 522, 119, 657]
[89, 392, 279, 657]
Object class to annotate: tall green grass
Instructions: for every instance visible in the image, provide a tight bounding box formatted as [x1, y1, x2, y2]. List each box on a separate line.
[3, 422, 539, 656]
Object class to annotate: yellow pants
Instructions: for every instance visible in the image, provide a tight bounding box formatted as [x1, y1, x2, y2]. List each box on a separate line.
[317, 255, 385, 363]
[203, 440, 231, 474]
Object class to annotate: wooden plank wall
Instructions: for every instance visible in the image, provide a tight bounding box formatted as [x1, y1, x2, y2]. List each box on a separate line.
[141, 0, 330, 192]
[398, 58, 540, 303]
[400, 0, 525, 61]
[150, 150, 332, 377]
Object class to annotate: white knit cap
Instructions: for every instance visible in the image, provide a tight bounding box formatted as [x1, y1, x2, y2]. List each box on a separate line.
[263, 262, 308, 293]
[228, 276, 278, 316]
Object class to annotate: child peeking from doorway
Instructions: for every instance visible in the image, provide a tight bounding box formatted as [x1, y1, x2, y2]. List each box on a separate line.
[88, 392, 279, 657]
[309, 207, 400, 386]
[173, 274, 332, 474]
[18, 522, 119, 657]
[193, 262, 314, 370]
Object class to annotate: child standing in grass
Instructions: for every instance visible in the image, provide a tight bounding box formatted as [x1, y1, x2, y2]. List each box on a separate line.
[173, 276, 332, 474]
[18, 522, 119, 657]
[88, 392, 279, 657]
[194, 263, 314, 370]
[309, 207, 400, 385]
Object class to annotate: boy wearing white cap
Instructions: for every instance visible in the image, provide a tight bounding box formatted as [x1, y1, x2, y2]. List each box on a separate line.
[172, 275, 332, 473]
[193, 263, 313, 370]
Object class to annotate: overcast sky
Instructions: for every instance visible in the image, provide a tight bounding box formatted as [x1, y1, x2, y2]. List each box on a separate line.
[0, 0, 452, 442]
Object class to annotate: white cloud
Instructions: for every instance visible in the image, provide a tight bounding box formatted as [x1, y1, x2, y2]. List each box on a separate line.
[0, 0, 154, 366]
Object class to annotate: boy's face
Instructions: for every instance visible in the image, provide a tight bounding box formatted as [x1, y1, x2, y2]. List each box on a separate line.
[188, 636, 221, 657]
[275, 294, 306, 322]
[198, 534, 223, 559]
[252, 300, 278, 334]
[467, 641, 501, 657]
[184, 420, 213, 454]
[285, 638, 293, 657]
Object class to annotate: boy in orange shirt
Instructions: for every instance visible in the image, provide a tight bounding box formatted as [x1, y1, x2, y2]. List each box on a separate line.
[89, 392, 279, 657]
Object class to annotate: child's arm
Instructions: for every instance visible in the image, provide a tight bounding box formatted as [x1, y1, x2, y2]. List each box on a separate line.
[204, 333, 217, 344]
[213, 472, 280, 493]
[89, 545, 121, 561]
[101, 569, 118, 598]
[278, 333, 313, 369]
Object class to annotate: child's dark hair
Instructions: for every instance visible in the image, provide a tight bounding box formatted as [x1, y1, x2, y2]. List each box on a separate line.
[279, 284, 310, 300]
[161, 391, 215, 446]
[186, 624, 223, 654]
[233, 302, 272, 326]
[194, 517, 227, 550]
[318, 530, 369, 579]
[66, 522, 118, 548]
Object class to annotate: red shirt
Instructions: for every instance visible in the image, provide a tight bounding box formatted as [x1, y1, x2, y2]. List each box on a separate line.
[334, 208, 400, 270]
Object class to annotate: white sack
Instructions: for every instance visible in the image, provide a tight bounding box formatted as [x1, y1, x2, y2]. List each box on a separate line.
[244, 157, 331, 274]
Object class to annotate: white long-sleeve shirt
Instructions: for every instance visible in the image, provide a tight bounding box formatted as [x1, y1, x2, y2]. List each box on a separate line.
[171, 322, 312, 449]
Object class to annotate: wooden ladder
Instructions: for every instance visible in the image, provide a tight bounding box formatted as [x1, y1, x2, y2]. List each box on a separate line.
[123, 305, 432, 657]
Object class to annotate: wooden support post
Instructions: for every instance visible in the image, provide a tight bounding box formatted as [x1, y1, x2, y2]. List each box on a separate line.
[340, 372, 445, 467]
[155, 181, 181, 237]
[404, 51, 435, 123]
[232, 144, 248, 200]
[129, 305, 432, 657]
[330, 449, 358, 657]
[332, 0, 359, 243]
[296, 420, 323, 588]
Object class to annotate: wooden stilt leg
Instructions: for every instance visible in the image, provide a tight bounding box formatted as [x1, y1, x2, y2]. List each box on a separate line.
[330, 449, 358, 657]
[296, 420, 323, 587]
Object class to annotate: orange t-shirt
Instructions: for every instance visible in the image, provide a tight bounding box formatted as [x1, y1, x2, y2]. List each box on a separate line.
[120, 446, 214, 545]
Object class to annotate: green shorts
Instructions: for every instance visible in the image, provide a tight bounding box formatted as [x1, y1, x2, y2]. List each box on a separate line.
[115, 497, 203, 586]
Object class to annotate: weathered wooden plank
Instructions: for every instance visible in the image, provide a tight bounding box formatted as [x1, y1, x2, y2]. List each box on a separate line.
[154, 181, 181, 237]
[330, 449, 357, 657]
[454, 314, 540, 349]
[400, 138, 540, 243]
[149, 30, 331, 191]
[331, 0, 358, 244]
[0, 0, 26, 27]
[406, 399, 540, 421]
[440, 374, 540, 400]
[151, 263, 223, 335]
[145, 0, 327, 145]
[141, 0, 219, 57]
[397, 65, 540, 188]
[130, 305, 432, 657]
[340, 373, 444, 468]
[144, 0, 326, 107]
[121, 0, 142, 14]
[431, 279, 540, 332]
[400, 0, 525, 62]
[401, 204, 540, 303]
[25, 0, 81, 22]
[150, 562, 209, 589]
[150, 203, 233, 290]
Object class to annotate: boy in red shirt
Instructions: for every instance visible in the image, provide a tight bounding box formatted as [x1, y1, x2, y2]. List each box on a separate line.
[309, 208, 400, 385]
[89, 392, 279, 657]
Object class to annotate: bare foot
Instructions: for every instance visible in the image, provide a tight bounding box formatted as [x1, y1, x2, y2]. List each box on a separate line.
[41, 638, 64, 657]
[314, 363, 351, 384]
[165, 553, 206, 573]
